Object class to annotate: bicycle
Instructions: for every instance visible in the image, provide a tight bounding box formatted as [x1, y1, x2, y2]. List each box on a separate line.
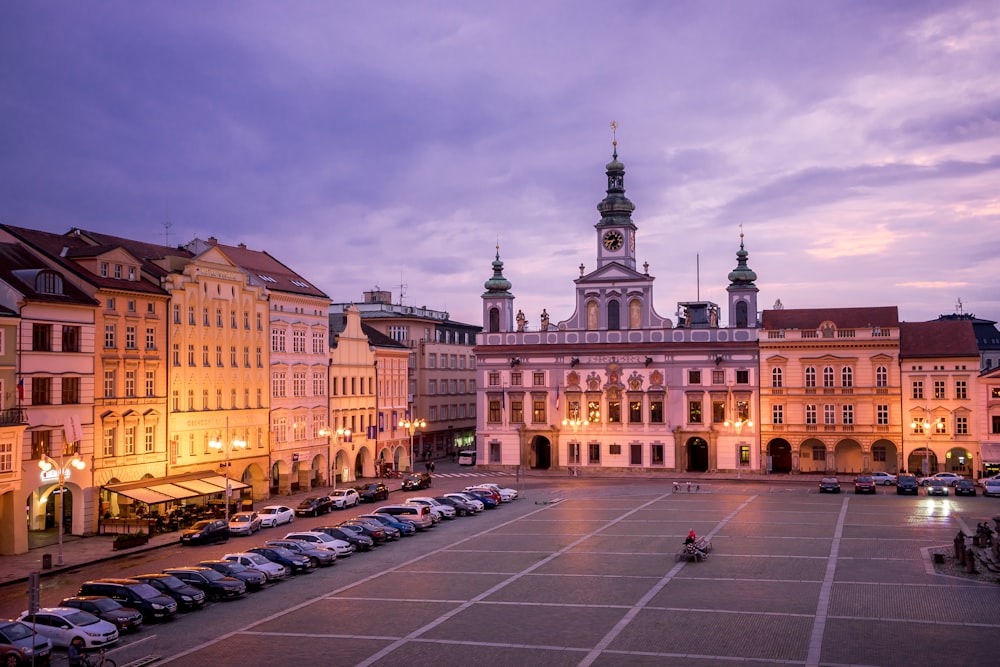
[79, 647, 117, 667]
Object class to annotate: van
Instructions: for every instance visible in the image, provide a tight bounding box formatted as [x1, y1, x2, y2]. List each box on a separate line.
[373, 504, 434, 530]
[78, 579, 178, 621]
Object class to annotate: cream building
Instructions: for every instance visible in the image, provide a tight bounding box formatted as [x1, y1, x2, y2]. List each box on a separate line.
[0, 306, 28, 554]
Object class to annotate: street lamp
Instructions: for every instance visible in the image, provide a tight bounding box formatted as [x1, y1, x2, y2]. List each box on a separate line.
[38, 452, 86, 566]
[398, 418, 426, 472]
[209, 426, 247, 525]
[911, 416, 931, 476]
[561, 417, 588, 476]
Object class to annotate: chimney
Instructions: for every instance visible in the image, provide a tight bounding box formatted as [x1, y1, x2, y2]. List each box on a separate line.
[207, 236, 218, 245]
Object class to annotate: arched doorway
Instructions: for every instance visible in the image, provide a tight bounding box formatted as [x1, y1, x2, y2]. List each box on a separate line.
[531, 436, 551, 470]
[834, 439, 864, 474]
[907, 448, 937, 476]
[768, 439, 792, 473]
[686, 437, 708, 472]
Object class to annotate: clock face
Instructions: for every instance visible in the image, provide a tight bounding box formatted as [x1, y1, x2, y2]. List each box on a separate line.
[603, 230, 624, 251]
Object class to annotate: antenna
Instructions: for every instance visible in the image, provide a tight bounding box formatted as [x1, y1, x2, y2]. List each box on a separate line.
[397, 271, 407, 306]
[162, 205, 173, 246]
[955, 297, 964, 315]
[696, 253, 701, 301]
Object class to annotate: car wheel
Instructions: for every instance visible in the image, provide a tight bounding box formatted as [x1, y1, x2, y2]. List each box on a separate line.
[3, 651, 21, 667]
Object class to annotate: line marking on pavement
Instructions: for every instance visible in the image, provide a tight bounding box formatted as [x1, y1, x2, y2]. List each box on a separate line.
[805, 494, 849, 667]
[576, 494, 759, 667]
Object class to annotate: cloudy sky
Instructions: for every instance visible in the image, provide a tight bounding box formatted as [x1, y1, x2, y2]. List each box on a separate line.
[2, 1, 999, 328]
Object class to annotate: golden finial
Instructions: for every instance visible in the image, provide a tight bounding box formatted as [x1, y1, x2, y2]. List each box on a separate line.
[739, 223, 743, 240]
[610, 120, 618, 147]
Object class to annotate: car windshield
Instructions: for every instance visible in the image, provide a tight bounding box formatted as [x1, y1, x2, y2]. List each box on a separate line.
[157, 576, 188, 591]
[129, 583, 165, 600]
[244, 554, 270, 565]
[231, 515, 250, 523]
[91, 598, 120, 612]
[64, 610, 99, 626]
[304, 533, 334, 542]
[331, 491, 348, 497]
[0, 621, 34, 641]
[266, 547, 296, 558]
[822, 478, 838, 483]
[196, 569, 225, 581]
[260, 508, 280, 515]
[857, 477, 873, 482]
[191, 520, 213, 529]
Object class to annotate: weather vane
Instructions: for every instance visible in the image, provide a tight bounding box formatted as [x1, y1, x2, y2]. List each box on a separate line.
[610, 120, 618, 148]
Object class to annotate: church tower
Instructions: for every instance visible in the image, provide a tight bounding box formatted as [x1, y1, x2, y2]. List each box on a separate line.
[726, 231, 759, 328]
[594, 136, 638, 271]
[481, 246, 515, 333]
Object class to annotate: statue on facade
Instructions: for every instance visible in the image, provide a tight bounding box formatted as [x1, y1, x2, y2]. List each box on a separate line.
[516, 309, 526, 332]
[540, 309, 550, 331]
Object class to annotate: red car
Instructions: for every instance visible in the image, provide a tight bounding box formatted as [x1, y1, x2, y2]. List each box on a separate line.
[854, 475, 876, 494]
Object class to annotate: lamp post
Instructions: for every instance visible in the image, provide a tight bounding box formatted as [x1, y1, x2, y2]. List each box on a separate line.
[561, 417, 588, 476]
[399, 418, 426, 472]
[38, 452, 86, 566]
[209, 424, 247, 525]
[911, 416, 931, 476]
[724, 385, 754, 476]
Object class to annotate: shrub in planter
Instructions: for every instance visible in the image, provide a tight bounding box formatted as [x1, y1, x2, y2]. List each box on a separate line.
[113, 530, 149, 550]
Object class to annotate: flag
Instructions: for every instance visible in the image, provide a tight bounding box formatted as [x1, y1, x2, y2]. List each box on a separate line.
[555, 384, 560, 410]
[501, 384, 505, 409]
[16, 378, 24, 401]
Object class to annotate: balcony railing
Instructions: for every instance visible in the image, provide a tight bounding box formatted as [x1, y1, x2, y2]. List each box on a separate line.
[0, 408, 27, 426]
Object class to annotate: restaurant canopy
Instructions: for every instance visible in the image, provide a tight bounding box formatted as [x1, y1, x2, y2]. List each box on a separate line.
[103, 471, 249, 505]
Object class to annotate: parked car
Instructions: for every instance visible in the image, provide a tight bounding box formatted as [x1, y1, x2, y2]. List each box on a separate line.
[180, 519, 230, 546]
[296, 496, 333, 517]
[311, 525, 375, 550]
[197, 559, 267, 590]
[467, 483, 518, 502]
[853, 475, 876, 494]
[357, 483, 389, 502]
[818, 477, 841, 493]
[979, 473, 1000, 488]
[983, 479, 1000, 497]
[258, 505, 295, 528]
[918, 472, 963, 487]
[130, 573, 207, 611]
[464, 486, 502, 505]
[337, 521, 388, 543]
[461, 489, 499, 509]
[246, 546, 315, 574]
[222, 552, 290, 581]
[444, 492, 485, 512]
[926, 479, 950, 496]
[358, 513, 416, 537]
[896, 474, 920, 495]
[327, 489, 361, 509]
[373, 504, 435, 530]
[954, 479, 977, 496]
[162, 567, 247, 600]
[58, 596, 144, 633]
[284, 531, 356, 557]
[228, 511, 262, 536]
[0, 620, 52, 666]
[264, 539, 337, 567]
[17, 608, 119, 649]
[77, 579, 178, 622]
[869, 471, 897, 486]
[434, 495, 479, 516]
[401, 473, 432, 491]
[407, 497, 456, 519]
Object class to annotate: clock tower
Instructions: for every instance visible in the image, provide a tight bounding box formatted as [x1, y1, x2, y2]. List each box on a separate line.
[595, 141, 637, 271]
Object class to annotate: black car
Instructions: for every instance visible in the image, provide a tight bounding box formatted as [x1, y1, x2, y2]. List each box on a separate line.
[401, 473, 432, 491]
[295, 496, 333, 517]
[247, 545, 315, 574]
[818, 477, 841, 493]
[163, 567, 247, 600]
[954, 479, 977, 496]
[896, 474, 919, 495]
[59, 595, 144, 632]
[131, 573, 206, 611]
[197, 560, 267, 590]
[180, 519, 230, 546]
[357, 483, 389, 502]
[338, 521, 387, 543]
[314, 526, 375, 551]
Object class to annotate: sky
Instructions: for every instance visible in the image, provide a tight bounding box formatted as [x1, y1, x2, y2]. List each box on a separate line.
[2, 1, 999, 328]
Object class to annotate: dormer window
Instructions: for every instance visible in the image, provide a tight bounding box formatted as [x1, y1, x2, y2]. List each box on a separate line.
[100, 263, 108, 277]
[114, 265, 122, 279]
[128, 266, 136, 280]
[35, 270, 64, 295]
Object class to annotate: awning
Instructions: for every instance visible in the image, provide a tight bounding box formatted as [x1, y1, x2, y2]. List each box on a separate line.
[104, 471, 250, 505]
[980, 443, 1000, 464]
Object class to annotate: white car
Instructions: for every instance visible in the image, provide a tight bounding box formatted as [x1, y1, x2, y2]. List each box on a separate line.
[18, 607, 119, 649]
[445, 492, 485, 512]
[258, 505, 295, 527]
[223, 551, 290, 581]
[917, 473, 963, 487]
[407, 497, 456, 519]
[869, 472, 897, 486]
[466, 483, 518, 502]
[327, 489, 361, 509]
[983, 479, 1000, 497]
[284, 531, 355, 557]
[979, 474, 1000, 488]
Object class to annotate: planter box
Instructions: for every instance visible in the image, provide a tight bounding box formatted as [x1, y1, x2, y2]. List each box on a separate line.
[112, 535, 149, 551]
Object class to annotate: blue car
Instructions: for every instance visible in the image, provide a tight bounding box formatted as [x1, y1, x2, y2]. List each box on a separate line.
[359, 514, 416, 536]
[462, 489, 499, 509]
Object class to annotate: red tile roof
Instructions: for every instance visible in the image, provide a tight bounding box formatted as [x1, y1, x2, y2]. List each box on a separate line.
[761, 306, 899, 330]
[899, 320, 980, 357]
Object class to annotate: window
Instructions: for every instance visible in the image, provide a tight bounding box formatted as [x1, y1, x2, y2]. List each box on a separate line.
[171, 343, 180, 366]
[488, 399, 502, 423]
[629, 401, 642, 423]
[842, 404, 854, 425]
[203, 308, 210, 326]
[188, 306, 195, 325]
[805, 404, 817, 425]
[993, 416, 1000, 435]
[312, 332, 325, 354]
[712, 400, 725, 423]
[877, 404, 889, 425]
[532, 399, 546, 423]
[104, 325, 116, 348]
[173, 304, 181, 324]
[630, 444, 642, 465]
[231, 310, 237, 328]
[244, 347, 251, 367]
[62, 377, 80, 404]
[872, 445, 886, 462]
[31, 377, 52, 405]
[956, 416, 968, 435]
[124, 370, 135, 397]
[125, 326, 136, 350]
[106, 297, 116, 311]
[735, 370, 749, 384]
[428, 380, 436, 395]
[31, 430, 51, 460]
[822, 367, 834, 388]
[812, 445, 825, 461]
[739, 445, 750, 466]
[567, 441, 581, 465]
[489, 372, 500, 386]
[532, 372, 544, 386]
[805, 367, 816, 388]
[0, 441, 12, 474]
[649, 400, 664, 423]
[271, 328, 286, 352]
[510, 399, 523, 423]
[256, 347, 263, 367]
[875, 366, 888, 388]
[651, 444, 664, 465]
[955, 380, 967, 400]
[144, 425, 155, 453]
[712, 370, 725, 385]
[216, 345, 223, 366]
[145, 370, 155, 397]
[103, 427, 116, 457]
[771, 368, 783, 388]
[688, 399, 702, 423]
[588, 443, 600, 464]
[823, 404, 835, 425]
[172, 390, 180, 412]
[428, 354, 436, 369]
[293, 372, 306, 397]
[934, 380, 946, 400]
[292, 330, 305, 353]
[145, 328, 155, 350]
[202, 345, 210, 366]
[688, 370, 701, 385]
[230, 346, 237, 367]
[912, 381, 924, 400]
[101, 262, 108, 277]
[607, 401, 621, 423]
[841, 367, 853, 387]
[127, 299, 136, 312]
[772, 404, 783, 424]
[587, 400, 601, 422]
[103, 370, 115, 398]
[61, 325, 80, 352]
[187, 344, 195, 366]
[216, 308, 223, 327]
[114, 265, 121, 279]
[511, 372, 522, 386]
[272, 372, 286, 398]
[124, 426, 135, 455]
[256, 313, 262, 330]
